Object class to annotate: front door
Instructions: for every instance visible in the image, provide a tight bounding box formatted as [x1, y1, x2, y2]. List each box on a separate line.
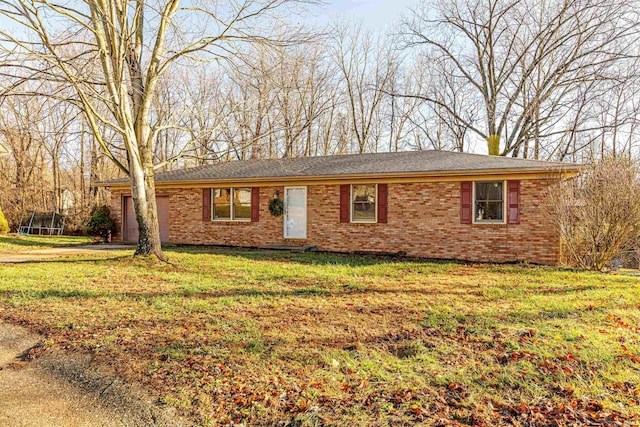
[284, 187, 307, 239]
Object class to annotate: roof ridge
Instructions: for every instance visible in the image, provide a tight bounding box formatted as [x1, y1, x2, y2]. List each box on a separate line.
[157, 150, 571, 173]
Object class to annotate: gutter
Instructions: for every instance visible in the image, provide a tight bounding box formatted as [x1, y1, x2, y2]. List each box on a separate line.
[99, 165, 586, 190]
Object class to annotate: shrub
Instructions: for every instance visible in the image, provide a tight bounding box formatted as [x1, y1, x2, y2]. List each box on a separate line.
[84, 205, 115, 242]
[0, 205, 8, 234]
[548, 157, 640, 271]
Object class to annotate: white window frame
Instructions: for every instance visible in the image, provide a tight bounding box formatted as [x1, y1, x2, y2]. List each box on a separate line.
[472, 180, 507, 224]
[211, 187, 252, 222]
[350, 183, 378, 223]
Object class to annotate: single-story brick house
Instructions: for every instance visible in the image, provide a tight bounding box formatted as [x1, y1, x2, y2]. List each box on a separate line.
[105, 150, 582, 264]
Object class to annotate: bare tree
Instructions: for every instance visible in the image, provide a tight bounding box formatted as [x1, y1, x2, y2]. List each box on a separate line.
[0, 90, 116, 232]
[217, 41, 339, 159]
[548, 157, 640, 270]
[399, 0, 640, 159]
[332, 22, 396, 154]
[403, 55, 479, 152]
[0, 0, 317, 259]
[0, 96, 48, 227]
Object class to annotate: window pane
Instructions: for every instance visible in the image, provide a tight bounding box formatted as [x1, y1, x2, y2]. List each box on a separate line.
[475, 202, 503, 221]
[488, 182, 503, 200]
[476, 183, 488, 201]
[214, 204, 231, 220]
[230, 188, 251, 220]
[234, 204, 251, 219]
[352, 184, 376, 221]
[353, 202, 375, 221]
[234, 188, 251, 204]
[214, 188, 231, 203]
[475, 182, 503, 201]
[213, 188, 231, 220]
[353, 184, 376, 203]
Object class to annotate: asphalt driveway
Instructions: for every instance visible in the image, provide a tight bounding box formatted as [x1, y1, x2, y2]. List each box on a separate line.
[0, 323, 126, 427]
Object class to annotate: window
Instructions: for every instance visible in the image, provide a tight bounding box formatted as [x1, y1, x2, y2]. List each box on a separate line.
[351, 184, 376, 222]
[474, 181, 504, 222]
[213, 188, 251, 221]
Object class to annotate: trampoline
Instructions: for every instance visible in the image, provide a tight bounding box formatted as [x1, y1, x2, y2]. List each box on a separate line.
[18, 210, 65, 236]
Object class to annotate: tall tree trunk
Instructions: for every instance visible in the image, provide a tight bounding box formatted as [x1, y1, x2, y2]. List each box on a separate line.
[130, 119, 164, 258]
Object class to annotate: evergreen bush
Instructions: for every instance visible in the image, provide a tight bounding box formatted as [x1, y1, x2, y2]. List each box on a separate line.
[84, 205, 115, 242]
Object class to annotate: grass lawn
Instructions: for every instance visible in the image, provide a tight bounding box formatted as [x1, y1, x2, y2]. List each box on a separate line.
[0, 234, 91, 252]
[0, 236, 638, 426]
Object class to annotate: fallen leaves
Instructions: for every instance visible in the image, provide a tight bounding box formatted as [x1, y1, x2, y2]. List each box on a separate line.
[495, 398, 636, 426]
[1, 249, 640, 425]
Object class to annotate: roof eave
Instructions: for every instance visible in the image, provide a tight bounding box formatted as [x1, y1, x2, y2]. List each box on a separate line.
[100, 165, 584, 189]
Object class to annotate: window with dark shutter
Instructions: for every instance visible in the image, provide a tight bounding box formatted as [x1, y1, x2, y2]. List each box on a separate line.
[460, 182, 472, 224]
[474, 181, 504, 222]
[210, 188, 253, 221]
[351, 184, 376, 222]
[507, 180, 520, 224]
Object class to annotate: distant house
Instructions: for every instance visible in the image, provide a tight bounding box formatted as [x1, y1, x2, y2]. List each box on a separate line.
[104, 150, 582, 265]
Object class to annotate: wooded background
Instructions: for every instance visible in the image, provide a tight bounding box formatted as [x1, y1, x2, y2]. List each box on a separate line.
[1, 0, 639, 232]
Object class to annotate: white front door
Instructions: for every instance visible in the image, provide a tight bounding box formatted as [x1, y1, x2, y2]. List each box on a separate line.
[284, 186, 307, 239]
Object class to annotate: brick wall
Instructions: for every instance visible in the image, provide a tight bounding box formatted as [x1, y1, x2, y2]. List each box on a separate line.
[110, 179, 560, 264]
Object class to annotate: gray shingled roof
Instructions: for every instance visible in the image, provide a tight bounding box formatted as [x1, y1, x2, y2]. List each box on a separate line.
[106, 150, 581, 185]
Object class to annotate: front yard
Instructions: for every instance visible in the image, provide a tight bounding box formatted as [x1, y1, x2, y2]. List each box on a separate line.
[0, 234, 91, 251]
[0, 235, 638, 426]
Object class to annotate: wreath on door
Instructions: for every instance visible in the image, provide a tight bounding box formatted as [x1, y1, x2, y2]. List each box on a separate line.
[269, 197, 284, 217]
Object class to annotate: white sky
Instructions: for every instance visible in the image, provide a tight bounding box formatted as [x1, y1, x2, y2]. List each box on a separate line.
[0, 1, 417, 30]
[0, 0, 418, 44]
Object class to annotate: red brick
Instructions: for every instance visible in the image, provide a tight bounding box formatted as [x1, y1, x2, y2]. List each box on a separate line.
[110, 179, 560, 264]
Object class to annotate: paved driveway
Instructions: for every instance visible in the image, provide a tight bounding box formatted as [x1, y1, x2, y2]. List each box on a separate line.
[0, 323, 127, 427]
[0, 323, 184, 427]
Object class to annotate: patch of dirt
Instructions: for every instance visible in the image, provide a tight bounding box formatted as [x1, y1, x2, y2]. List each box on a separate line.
[0, 322, 184, 427]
